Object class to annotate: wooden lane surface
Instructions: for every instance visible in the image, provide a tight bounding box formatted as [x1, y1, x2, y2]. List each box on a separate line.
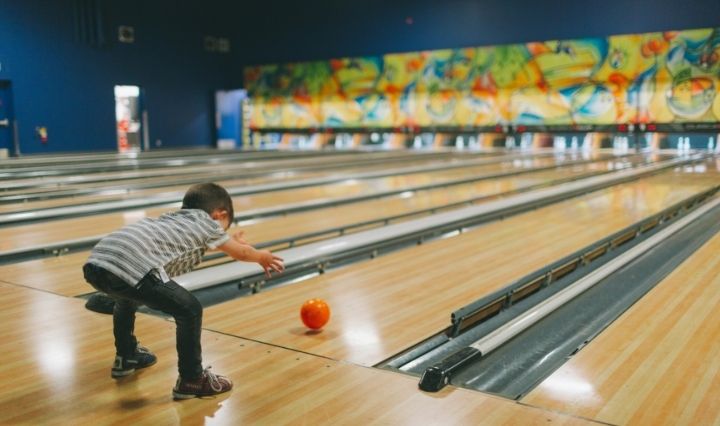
[0, 149, 487, 195]
[0, 152, 484, 211]
[0, 146, 320, 169]
[0, 149, 414, 182]
[200, 167, 720, 367]
[0, 153, 592, 251]
[0, 160, 623, 297]
[0, 148, 483, 188]
[0, 284, 598, 425]
[228, 164, 607, 246]
[521, 228, 720, 425]
[0, 170, 325, 212]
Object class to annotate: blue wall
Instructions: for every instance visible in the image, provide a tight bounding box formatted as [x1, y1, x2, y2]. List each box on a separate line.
[230, 0, 720, 78]
[2, 0, 718, 154]
[0, 0, 234, 154]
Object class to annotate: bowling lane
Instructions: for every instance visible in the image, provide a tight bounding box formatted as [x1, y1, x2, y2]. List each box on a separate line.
[0, 168, 333, 213]
[0, 150, 484, 211]
[227, 159, 626, 246]
[522, 227, 720, 425]
[0, 146, 315, 170]
[0, 151, 610, 251]
[200, 162, 720, 367]
[0, 284, 593, 425]
[0, 155, 637, 296]
[0, 149, 410, 180]
[0, 148, 478, 190]
[0, 148, 463, 189]
[0, 151, 361, 192]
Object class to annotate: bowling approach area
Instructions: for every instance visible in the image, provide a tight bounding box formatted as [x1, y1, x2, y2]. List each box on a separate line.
[0, 147, 719, 424]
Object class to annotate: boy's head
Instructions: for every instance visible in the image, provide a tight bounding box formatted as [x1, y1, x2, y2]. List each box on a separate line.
[182, 183, 234, 230]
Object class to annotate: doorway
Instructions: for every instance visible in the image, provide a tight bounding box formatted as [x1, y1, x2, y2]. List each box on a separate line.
[114, 85, 146, 152]
[0, 80, 16, 158]
[215, 89, 246, 149]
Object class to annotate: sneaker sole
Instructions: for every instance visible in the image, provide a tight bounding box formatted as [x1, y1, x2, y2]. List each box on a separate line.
[111, 368, 136, 378]
[111, 359, 157, 378]
[172, 388, 232, 400]
[172, 391, 198, 400]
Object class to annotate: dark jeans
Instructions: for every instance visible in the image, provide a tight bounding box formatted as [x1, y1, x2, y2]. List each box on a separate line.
[83, 263, 203, 379]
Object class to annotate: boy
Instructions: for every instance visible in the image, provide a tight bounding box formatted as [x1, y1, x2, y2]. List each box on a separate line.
[83, 183, 284, 399]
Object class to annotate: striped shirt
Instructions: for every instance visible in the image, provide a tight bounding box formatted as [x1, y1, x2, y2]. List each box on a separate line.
[87, 209, 230, 287]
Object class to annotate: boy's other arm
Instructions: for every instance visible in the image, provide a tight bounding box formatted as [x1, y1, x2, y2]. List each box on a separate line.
[217, 238, 284, 278]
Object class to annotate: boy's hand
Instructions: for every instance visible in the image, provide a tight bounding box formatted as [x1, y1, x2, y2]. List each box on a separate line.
[218, 239, 283, 277]
[258, 250, 284, 278]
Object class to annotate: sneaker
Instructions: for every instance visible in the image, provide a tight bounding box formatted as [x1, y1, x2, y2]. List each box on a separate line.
[172, 367, 233, 400]
[111, 345, 157, 378]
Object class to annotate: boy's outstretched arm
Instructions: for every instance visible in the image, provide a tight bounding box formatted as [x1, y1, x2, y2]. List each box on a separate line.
[231, 230, 249, 245]
[217, 238, 285, 278]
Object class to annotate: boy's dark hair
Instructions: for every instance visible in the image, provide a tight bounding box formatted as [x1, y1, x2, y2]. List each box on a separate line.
[182, 183, 234, 223]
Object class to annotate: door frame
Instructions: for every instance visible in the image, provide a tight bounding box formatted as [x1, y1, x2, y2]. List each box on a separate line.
[114, 84, 147, 152]
[0, 80, 19, 157]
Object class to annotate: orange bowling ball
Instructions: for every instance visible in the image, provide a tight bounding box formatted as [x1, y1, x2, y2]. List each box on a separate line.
[300, 299, 331, 330]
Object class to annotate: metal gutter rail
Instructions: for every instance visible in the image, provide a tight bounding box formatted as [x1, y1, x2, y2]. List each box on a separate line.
[417, 187, 720, 392]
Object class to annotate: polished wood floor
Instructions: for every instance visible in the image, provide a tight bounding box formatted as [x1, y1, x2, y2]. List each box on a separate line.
[523, 224, 720, 425]
[0, 150, 718, 425]
[0, 283, 598, 425]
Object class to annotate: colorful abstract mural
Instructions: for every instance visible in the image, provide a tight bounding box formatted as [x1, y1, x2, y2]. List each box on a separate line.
[244, 27, 720, 129]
